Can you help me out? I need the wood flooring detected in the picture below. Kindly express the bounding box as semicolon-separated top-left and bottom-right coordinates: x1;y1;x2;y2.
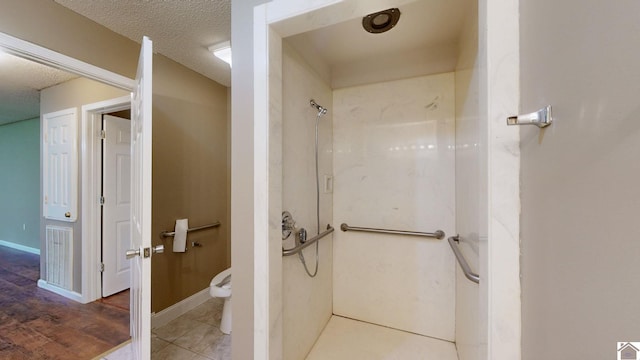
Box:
0;245;130;359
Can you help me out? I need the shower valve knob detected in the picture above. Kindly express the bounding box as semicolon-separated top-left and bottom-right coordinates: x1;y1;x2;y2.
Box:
297;228;308;244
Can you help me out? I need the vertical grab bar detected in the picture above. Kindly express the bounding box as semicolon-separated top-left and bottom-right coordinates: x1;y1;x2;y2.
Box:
448;235;479;284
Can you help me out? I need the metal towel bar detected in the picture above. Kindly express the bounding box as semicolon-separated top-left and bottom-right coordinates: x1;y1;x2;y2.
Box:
160;221;221;238
448;235;479;284
282;225;335;256
340;223;444;240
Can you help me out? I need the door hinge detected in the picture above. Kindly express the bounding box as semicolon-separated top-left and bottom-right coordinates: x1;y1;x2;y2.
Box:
100;263;104;272
99;196;105;206
100;130;106;139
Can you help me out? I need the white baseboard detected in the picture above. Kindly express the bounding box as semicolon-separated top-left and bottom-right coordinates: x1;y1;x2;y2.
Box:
37;279;84;303
0;240;40;255
151;287;211;329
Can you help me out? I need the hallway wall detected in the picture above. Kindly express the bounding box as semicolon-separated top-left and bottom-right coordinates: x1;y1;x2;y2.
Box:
0;118;40;251
41;77;128;293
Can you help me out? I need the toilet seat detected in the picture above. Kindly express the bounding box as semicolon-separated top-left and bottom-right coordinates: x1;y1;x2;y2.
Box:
210;267;232;298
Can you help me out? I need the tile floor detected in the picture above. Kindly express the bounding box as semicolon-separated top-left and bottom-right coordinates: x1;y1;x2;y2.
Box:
100;297;231;360
306;315;458;360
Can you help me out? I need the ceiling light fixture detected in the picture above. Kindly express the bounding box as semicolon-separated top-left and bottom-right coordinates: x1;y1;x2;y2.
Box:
208;41;232;67
362;8;401;34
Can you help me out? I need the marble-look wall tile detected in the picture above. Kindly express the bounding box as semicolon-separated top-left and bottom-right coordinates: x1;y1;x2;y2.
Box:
332;73;456;341
281;41;334;360
454;2;483;360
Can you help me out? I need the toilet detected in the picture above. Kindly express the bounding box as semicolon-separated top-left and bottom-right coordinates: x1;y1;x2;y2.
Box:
210;267;232;334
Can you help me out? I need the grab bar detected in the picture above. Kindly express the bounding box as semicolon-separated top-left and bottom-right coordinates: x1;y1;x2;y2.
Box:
282;225;334;256
340;223;444;239
160;221;221;238
448;235;479;284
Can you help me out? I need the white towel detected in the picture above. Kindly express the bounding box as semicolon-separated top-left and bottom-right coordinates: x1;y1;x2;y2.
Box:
172;218;189;252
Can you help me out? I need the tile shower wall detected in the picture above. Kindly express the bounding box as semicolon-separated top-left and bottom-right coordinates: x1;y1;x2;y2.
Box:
281;42;333;360
454;2;483;359
332;73;456;341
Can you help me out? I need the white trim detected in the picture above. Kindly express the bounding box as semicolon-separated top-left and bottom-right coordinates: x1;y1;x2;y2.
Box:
0;240;40;255
37;279;84;302
253;4;270;359
0;32;134;91
80;96;131;304
151;288;212;329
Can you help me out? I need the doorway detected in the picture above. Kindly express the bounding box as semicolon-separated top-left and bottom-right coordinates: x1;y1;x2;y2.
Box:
81;96;134;302
101;112;132;297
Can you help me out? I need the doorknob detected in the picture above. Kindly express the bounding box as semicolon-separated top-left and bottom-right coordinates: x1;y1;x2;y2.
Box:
126;248;140;259
126;245;164;259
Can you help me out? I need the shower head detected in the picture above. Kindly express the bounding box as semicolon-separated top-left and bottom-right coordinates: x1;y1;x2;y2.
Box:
310;99;328;115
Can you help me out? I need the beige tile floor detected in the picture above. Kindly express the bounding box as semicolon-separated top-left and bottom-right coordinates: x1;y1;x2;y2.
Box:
100;297;231;360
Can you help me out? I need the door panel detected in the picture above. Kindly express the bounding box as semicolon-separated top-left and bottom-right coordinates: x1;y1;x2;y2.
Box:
130;36;153;360
102;115;131;297
43;108;78;222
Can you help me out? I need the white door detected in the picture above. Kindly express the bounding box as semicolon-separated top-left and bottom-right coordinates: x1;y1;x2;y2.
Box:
129;36;153;360
43;108;78;222
102;115;131;297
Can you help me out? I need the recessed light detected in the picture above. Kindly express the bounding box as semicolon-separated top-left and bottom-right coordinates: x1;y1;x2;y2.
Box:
208;41;232;67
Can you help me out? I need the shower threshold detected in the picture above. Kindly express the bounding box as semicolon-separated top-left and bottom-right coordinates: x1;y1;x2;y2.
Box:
306;315;457;360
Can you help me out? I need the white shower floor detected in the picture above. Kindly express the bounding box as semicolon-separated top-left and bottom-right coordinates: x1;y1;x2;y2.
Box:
306;316;458;360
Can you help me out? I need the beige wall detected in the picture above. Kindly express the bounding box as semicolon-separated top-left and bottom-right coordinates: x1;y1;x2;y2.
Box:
40;77;129;293
2;0;229;311
151;54;229;312
520;0;640;358
0;0;138;79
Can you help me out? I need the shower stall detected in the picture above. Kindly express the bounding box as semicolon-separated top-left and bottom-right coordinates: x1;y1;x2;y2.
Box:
251;0;521;359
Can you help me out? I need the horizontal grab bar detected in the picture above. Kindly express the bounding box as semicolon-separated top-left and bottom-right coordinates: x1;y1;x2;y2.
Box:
448;235;479;284
340;223;444;239
282;225;335;257
160;221;221;238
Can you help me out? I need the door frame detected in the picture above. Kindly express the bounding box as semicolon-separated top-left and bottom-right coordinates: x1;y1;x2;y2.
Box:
0;31;135;304
81;96;131;303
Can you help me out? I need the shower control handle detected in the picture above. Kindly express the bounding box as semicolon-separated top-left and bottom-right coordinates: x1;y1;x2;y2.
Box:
297;228;308;244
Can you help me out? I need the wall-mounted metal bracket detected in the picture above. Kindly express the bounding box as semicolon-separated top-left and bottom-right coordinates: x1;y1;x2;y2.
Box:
282;211;296;240
507;105;552;128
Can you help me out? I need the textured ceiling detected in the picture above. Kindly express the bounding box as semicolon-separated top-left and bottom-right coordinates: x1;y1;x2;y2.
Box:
54;0;232;87
0;52;78;126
